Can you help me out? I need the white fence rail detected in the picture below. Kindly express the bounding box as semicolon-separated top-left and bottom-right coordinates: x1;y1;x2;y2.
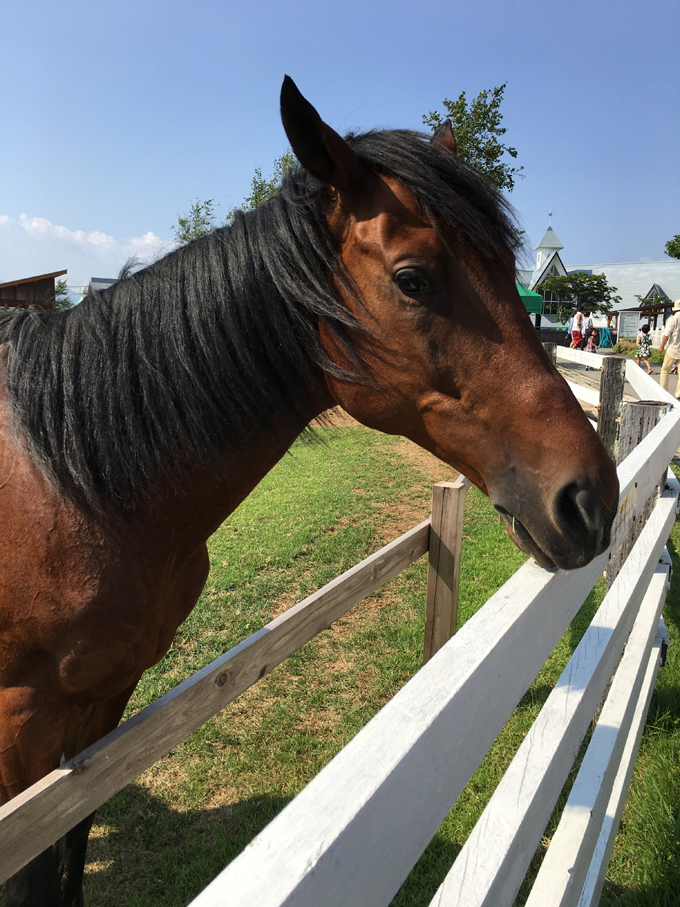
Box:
557;346;678;411
189;358;680;907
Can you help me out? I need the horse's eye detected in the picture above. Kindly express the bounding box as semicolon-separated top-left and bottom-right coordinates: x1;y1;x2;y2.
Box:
395;269;429;296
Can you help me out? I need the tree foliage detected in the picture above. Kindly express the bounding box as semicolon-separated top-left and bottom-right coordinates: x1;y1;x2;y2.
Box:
423;83;523;191
172;199;216;244
635;291;668;308
665;234;680;260
226;151;296;222
539;272;621;323
54;277;73;311
172;153;297;242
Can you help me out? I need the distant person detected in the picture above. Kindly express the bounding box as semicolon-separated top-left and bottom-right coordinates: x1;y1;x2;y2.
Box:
636;324;652;376
584;329;599;369
581;312;594;348
570;306;585;349
658;300;680;397
567;314;574;345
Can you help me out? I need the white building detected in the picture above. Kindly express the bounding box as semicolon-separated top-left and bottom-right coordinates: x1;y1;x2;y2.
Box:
517;227;568;294
518;226;680;313
564;261;680;311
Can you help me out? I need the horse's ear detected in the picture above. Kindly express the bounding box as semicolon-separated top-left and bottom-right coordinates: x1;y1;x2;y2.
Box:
280;76;365;191
431;119;458;155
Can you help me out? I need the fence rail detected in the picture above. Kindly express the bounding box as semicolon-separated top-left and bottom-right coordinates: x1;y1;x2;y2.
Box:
2;350;679;905
0;520;430;881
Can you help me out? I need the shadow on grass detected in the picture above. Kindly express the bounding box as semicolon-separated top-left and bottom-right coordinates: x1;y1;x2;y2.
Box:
601;879;680;907
84;785;293;907
389;832;461;906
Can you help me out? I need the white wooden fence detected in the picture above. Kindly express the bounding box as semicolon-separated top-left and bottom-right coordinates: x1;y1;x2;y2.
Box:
188;348;680;907
1;348;679;906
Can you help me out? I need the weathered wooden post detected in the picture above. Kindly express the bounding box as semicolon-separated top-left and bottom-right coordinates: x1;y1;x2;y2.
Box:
423;477;470;664
617;400;669;464
605;400;669;592
596;357;627;462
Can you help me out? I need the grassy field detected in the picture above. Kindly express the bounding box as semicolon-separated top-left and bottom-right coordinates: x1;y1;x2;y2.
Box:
74;424;680;906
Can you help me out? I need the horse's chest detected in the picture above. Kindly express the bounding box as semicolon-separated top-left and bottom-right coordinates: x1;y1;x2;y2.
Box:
53;541;210;699
0;497;209;700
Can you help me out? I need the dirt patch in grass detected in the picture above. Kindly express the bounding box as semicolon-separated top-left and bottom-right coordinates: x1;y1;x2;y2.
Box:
137;760;190;795
391;436;460;484
294;704;342;734
322;406;464;484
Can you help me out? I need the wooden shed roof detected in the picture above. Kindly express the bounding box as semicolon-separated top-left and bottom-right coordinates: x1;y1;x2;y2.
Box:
0;270;67;290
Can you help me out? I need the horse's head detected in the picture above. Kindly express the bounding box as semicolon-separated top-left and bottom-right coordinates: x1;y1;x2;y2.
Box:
280;77;618;571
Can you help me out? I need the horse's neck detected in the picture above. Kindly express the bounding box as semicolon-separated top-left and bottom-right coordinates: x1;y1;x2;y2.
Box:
149;398;334;550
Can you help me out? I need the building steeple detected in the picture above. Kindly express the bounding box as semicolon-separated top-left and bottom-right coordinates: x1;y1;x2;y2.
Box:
534;226;564;270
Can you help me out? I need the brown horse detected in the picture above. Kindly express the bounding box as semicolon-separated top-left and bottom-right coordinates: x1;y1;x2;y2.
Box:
0;77;618;906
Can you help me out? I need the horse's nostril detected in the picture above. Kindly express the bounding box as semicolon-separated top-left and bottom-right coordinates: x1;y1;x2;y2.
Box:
556;481;606;542
557;483;584;533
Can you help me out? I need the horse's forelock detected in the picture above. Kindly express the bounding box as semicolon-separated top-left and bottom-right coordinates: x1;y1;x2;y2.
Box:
338;129;520;261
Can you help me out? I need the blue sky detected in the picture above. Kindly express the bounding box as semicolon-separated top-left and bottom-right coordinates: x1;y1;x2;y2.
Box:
1;0;678;291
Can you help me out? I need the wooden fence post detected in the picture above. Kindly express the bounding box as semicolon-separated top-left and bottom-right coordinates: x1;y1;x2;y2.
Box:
617;400;669;464
605;400;670;592
597;357;627;462
423;478;470;664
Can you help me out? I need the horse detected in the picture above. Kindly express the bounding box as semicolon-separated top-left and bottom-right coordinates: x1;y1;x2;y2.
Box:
0;76;619;906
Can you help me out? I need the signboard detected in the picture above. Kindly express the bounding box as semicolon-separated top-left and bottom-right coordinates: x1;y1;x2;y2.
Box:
619;311;639;340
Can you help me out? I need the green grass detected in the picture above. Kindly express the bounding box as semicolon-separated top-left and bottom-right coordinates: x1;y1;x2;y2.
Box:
614;341;666;364
597;521;680;906
74;425;680;906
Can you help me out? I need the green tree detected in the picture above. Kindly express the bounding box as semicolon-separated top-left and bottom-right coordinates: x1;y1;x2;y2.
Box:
665;235;680;260
54;277;73;311
226;151;296;222
539;272;621;324
173;153;296;241
423;83;523;191
635;291;668;308
172;199;216;244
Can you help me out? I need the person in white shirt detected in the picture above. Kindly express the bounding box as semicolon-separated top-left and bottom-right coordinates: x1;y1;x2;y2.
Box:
658;300;680;396
570;307;585;349
582;312;594;338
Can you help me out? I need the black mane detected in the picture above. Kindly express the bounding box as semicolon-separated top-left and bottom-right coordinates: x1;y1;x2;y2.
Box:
0;129;517;511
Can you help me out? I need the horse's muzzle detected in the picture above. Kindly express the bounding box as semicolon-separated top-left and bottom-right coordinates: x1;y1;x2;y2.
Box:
494;475;618;571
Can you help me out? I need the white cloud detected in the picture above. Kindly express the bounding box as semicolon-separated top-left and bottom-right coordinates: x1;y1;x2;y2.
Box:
18;214;117;251
0;214;178;290
124;230;177;262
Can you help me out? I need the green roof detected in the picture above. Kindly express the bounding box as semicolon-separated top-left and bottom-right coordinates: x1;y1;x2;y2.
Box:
516;283;543;314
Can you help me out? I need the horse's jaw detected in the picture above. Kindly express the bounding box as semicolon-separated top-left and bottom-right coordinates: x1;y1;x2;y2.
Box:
495;508;561;569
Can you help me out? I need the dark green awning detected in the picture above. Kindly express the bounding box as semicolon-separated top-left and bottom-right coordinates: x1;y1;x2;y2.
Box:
516;283;543;314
